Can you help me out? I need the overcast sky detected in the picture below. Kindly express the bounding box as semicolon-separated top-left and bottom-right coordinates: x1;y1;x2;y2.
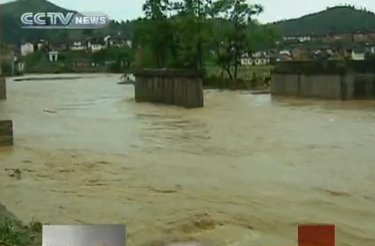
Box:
0;0;374;23
42;225;126;246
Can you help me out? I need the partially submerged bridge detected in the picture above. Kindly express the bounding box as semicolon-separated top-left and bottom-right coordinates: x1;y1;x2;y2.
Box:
271;60;375;100
133;69;204;108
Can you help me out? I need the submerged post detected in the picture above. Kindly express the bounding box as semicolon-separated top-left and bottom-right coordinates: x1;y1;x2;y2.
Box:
133;69;204;108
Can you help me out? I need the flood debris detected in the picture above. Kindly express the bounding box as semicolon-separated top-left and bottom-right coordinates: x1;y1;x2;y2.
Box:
5;168;22;180
43;109;58;114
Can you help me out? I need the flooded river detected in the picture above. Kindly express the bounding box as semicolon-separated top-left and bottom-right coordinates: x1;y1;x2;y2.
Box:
0;74;374;246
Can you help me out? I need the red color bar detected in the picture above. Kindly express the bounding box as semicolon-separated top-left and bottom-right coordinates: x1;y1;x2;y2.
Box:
298;224;335;246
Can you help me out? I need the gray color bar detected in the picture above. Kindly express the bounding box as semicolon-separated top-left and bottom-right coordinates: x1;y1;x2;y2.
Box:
42;224;126;246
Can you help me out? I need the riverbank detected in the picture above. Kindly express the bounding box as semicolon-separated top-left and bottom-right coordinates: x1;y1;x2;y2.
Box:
9;73;123;82
0;202;41;246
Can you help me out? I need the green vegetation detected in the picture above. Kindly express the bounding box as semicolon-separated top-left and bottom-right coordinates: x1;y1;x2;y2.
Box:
22;46;134;73
1;62;13;76
0;203;41;246
132;0;278;82
2;1;375;44
10;0;277;85
0;0;131;43
269;6;375;36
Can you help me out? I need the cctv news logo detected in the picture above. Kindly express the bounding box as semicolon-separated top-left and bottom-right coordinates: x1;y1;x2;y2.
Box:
20;12;110;29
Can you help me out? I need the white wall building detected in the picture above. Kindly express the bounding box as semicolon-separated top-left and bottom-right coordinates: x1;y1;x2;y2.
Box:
90;44;105;52
70;41;86;51
283;36;311;42
20;43;34;56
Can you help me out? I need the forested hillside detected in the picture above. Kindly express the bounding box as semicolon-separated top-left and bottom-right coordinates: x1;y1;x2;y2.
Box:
269;6;375;36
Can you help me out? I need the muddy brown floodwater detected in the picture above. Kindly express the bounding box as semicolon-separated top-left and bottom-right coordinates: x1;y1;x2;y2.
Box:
0;74;375;246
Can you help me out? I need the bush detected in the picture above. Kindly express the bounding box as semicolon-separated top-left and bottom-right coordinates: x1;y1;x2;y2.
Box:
107;62;122;73
1;62;13;76
203;75;230;89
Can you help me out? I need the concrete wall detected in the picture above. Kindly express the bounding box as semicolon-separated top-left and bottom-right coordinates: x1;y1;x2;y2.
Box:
134;69;204;108
271;73;356;99
270;60;375;100
0;77;5;100
271;72;375;100
353;74;375;99
0;120;13;146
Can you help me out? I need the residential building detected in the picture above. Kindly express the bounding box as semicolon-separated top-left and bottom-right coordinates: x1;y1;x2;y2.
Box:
90;44;105;52
351;47;366;60
70;41;86;51
20;42;34;56
240;52;270;66
311;30;375;43
37;40;48;51
87;37;106;52
106;32;130;48
283;36;311;42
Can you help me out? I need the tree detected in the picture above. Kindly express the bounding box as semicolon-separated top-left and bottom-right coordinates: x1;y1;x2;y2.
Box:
136;0;172;67
205;0;263;79
132;0;275;77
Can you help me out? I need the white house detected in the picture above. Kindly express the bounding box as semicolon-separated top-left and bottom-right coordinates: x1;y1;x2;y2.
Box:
351;48;365;60
241;52;270;66
37;40;47;50
241;57;270;66
20;43;34;56
283;36;311;42
70;41;86;51
106;33;131;48
87;37;106;52
90;44;105;52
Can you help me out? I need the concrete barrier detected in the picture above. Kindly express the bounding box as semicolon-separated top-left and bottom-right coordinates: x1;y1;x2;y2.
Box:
0;76;6;100
0;120;13;146
271;61;375;100
134;69;204;108
353;74;375;99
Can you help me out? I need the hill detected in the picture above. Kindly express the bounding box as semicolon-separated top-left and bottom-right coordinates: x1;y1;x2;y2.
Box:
269;6;375;36
1;0;73;16
0;0;136;45
2;2;375;45
0;0;84;44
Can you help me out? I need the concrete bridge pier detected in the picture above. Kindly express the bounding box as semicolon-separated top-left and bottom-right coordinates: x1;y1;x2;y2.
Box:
134;69;204;108
0;120;13;146
0;76;6;100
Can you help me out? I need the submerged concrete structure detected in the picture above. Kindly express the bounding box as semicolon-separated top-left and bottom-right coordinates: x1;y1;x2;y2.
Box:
0;27;13;146
134;69;204;108
0;120;13;146
0;77;5;100
271;60;375;100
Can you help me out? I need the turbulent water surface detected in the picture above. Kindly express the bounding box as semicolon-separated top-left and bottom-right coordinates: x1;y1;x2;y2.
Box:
0;74;374;246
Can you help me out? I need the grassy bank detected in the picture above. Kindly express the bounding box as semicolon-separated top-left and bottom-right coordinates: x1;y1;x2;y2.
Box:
206;65;274;80
0;203;41;246
204;65;273;90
